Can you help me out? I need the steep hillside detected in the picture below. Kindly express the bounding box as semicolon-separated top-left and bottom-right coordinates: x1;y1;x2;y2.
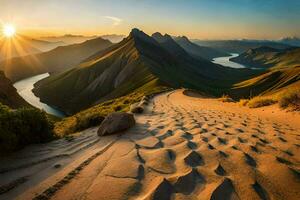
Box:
230;47;300;97
33;29;257;114
0;71;29;108
193;39;291;53
174;36;229;60
0;37;113;82
231;47;300;69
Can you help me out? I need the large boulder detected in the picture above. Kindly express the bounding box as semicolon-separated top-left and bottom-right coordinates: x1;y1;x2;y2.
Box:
97;112;135;136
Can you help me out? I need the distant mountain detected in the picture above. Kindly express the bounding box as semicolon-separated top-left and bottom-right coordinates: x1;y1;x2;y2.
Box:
0;71;29;108
173;36;229;60
33;29;256;114
278;37;300;47
230;47;300;97
192;39;292;53
231;46;300;69
21;36;66;51
100;34;126;43
0;35;67;62
0;36;41;61
0;37;113;82
41;34;98;45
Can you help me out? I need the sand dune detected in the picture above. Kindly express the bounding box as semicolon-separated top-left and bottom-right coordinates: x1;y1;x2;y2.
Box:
1;89;300;200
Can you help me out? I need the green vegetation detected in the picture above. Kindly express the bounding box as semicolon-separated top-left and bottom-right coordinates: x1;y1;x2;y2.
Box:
54;80;169;136
33;29;258;115
0;103;54;153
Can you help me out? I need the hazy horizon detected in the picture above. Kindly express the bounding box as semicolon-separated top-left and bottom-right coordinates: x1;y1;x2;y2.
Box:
0;0;299;40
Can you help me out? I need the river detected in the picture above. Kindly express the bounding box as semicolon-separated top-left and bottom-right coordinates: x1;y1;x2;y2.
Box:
13;73;65;118
12;54;245;118
212;53;247;68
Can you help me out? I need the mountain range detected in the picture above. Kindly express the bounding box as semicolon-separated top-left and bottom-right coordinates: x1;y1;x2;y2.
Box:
0;35;67;61
192;39;292;53
173;36;229;60
230;46;300;97
33;29;257;114
0;37;113;82
41;34;125;44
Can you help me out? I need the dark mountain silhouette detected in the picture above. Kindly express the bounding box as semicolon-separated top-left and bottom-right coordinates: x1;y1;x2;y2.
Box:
0;71;29;108
173;36;229;60
33;29;257;114
0;37;113;82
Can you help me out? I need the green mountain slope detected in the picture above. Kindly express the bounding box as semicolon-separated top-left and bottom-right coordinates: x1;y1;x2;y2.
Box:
230;47;300;97
231;47;300;69
0;37;113;82
173;36;229;60
33;29;257;114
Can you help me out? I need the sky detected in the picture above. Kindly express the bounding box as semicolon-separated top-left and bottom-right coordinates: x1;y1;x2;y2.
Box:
0;0;299;40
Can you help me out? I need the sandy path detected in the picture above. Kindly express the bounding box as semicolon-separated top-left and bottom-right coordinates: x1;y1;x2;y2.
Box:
1;89;299;200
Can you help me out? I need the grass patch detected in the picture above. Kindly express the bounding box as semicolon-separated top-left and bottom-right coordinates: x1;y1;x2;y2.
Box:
278;88;300;110
247;96;277;108
54;82;170;137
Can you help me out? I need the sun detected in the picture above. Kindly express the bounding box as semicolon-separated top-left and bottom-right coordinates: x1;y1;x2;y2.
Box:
3;24;16;38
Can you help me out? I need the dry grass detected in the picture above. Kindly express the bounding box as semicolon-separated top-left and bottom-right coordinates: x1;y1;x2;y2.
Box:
219;94;235;103
239;99;249;106
278;88;300;110
247;96;277;108
53;85;170;137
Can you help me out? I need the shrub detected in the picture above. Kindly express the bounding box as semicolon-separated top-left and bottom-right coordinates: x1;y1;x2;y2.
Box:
0;103;54;153
278;89;300;110
247;97;277;108
219;94;234;102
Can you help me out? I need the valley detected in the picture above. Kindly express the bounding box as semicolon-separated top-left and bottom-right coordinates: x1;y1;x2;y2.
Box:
0;1;299;199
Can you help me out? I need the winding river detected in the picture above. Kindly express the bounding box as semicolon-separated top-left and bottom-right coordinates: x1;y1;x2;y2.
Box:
13;73;65;118
212;53;247;68
12;54;245;118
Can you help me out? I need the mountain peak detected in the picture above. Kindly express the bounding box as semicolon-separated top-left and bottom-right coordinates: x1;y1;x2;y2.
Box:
152;32;173;43
175;36;190;43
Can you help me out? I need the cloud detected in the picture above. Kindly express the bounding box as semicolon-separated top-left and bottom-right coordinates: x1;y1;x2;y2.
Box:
104;16;123;26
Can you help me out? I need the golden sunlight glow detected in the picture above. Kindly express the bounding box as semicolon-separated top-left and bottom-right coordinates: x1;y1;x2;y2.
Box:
3;24;16;38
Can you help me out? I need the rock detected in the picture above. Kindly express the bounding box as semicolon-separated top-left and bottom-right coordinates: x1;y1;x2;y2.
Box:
130;103;144;114
97;112;135;136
